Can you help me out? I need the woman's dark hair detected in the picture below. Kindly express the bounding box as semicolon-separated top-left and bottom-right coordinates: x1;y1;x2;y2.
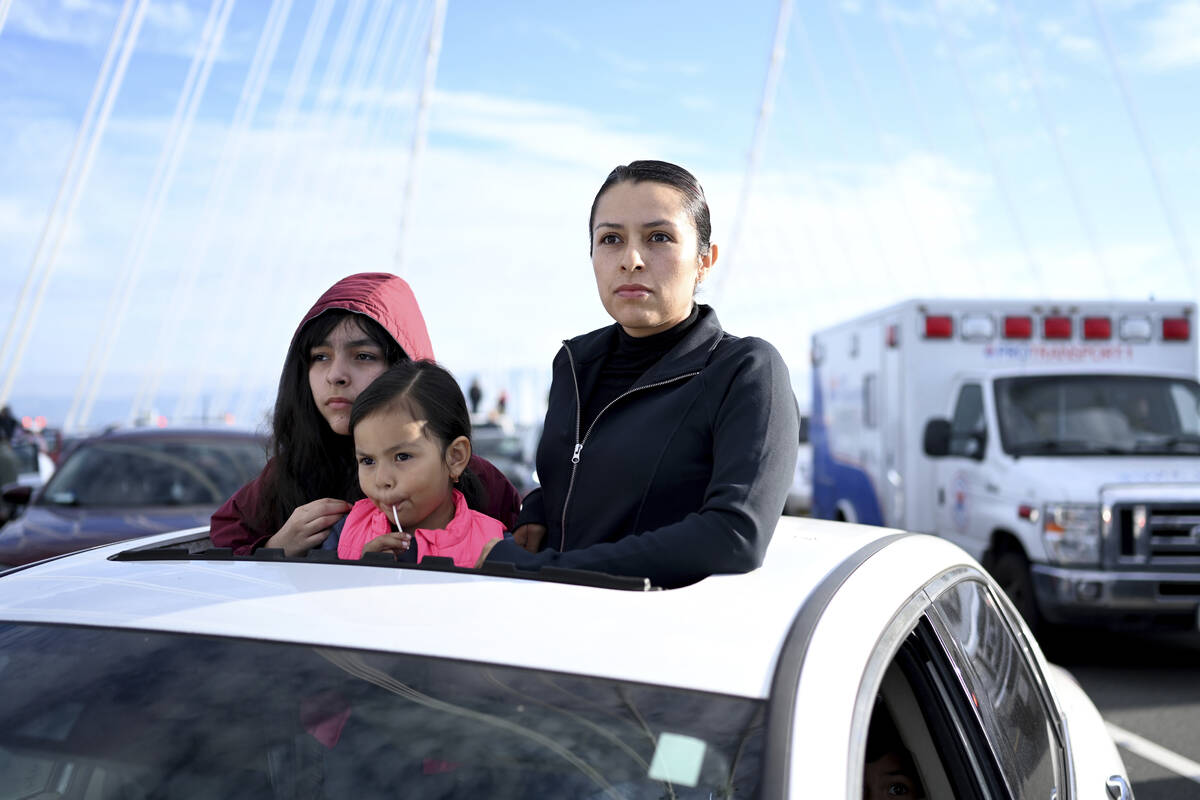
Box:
254;310;407;534
588;160;712;257
347;360;486;511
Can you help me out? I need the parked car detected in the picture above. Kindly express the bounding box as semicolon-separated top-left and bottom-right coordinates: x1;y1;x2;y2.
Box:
471;420;539;497
0;427;265;567
0;515;1129;797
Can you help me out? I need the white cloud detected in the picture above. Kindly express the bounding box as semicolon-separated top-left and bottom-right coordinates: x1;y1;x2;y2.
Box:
1039;20;1099;61
429;90;697;169
7;0;231;59
1141;0;1200;70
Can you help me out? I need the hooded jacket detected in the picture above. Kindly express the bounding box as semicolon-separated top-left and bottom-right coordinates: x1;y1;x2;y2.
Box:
487;305;798;588
210;273;520;554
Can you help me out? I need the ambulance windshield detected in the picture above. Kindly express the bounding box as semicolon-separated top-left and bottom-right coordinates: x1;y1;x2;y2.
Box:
995;375;1200;456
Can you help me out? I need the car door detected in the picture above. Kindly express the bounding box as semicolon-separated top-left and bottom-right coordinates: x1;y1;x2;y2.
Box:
851;570;1072;799
934;382;992;560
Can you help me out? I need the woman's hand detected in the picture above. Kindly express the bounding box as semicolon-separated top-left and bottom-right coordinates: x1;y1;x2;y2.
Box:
362;532;412;557
265;498;351;556
475;538;501;568
511;523;546;554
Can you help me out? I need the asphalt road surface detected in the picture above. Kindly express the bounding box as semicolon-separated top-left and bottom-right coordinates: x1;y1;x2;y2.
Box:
1041;626;1200;800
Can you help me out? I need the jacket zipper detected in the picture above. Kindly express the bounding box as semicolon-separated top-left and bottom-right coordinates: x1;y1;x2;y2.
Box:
558;342;700;551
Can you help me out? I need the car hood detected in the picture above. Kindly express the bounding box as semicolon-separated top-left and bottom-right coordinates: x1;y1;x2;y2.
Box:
1005;455;1200;502
0;505;214;567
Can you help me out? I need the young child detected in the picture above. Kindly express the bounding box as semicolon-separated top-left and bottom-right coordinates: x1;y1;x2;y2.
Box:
337;361;505;566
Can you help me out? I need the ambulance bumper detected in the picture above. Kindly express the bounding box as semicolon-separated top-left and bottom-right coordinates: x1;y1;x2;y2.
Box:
1031;564;1200;629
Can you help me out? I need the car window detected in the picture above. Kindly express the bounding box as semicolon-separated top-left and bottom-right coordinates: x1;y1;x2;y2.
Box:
40;438;265;507
930;580;1064;799
0;622;765;799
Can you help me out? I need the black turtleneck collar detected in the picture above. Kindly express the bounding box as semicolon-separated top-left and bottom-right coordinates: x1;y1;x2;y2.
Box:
580;304;701;430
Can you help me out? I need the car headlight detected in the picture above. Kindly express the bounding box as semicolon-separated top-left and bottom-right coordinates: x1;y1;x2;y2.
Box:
1042;503;1101;566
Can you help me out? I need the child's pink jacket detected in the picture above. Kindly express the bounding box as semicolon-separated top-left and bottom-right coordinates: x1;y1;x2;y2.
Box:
337;490;504;567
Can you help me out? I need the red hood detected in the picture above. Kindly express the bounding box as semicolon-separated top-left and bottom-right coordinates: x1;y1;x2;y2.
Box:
295;272;435;361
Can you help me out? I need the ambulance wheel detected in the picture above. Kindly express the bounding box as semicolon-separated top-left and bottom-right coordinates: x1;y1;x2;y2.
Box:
992;550;1042;633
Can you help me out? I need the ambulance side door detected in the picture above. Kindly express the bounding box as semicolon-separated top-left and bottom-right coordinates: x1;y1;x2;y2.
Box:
933;382;991;560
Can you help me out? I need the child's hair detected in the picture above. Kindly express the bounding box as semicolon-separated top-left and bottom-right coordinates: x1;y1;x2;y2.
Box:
255;310;408;534
348;360;487;511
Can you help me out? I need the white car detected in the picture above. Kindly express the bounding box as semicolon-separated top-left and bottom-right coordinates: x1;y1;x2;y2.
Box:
0;517;1130;798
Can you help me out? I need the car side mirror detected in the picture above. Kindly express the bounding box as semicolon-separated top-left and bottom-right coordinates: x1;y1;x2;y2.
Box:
923;419;951;457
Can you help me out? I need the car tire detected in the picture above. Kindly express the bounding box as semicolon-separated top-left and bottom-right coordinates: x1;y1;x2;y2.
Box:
992;550;1042;634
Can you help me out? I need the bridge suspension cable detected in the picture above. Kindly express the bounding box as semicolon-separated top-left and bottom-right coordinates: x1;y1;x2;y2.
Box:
929;0;1046;294
998;0;1114;296
710;0;791;305
393;0;447;275
67;0;236;432
228;0;418;425
182;0;369;423
1086;0;1197;295
0;0;149;409
130;0;299;424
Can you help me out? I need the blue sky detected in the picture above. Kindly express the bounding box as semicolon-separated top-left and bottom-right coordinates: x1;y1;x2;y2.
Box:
1;0;1198;429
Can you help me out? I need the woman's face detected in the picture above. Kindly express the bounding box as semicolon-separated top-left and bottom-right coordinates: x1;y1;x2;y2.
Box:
591;180;717;337
307;317;389;435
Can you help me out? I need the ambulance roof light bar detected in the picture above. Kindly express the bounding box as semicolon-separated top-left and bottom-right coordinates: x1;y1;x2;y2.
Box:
1003;315;1032;340
924;315;953;339
1043;316;1072;340
1119;316;1153;343
960;314;995;341
1083;317;1112;340
1163;317;1190;341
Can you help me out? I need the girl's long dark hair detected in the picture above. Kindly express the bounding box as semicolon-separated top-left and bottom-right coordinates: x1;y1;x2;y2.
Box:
348;360;486;511
254;310;407;535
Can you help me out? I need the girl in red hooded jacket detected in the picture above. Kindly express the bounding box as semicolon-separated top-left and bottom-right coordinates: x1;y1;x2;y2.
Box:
338;360;504;565
209;273;520;556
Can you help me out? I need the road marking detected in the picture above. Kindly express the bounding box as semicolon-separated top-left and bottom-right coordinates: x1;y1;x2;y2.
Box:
1106;721;1200;785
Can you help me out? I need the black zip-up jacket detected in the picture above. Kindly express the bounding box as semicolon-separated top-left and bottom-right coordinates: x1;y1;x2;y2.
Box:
487;305;799;588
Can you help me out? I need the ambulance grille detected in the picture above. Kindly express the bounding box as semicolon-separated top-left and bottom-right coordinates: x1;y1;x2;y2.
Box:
1113;503;1200;565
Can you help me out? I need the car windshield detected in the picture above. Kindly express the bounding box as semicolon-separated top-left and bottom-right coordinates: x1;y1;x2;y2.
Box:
995;375;1200;456
471;427;526;461
38;437;265;507
0;623;764;799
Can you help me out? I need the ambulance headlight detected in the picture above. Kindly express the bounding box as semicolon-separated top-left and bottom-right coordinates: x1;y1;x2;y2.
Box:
1042;503;1101;566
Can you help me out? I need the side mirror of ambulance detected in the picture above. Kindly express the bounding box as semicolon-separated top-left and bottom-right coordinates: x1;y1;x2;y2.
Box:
923;419;951;457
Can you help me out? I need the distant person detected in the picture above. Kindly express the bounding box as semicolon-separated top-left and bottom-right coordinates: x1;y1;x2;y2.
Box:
478;160;799;587
0;406;16;442
0;430;17;490
209;273;520;556
496;389;508;416
468;377;483;414
335;361;505;566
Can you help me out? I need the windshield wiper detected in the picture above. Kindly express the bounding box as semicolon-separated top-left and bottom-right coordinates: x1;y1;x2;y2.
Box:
1009;439;1129;456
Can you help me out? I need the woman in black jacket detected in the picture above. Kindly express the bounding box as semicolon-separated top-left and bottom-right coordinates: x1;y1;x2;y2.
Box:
480;160;799;588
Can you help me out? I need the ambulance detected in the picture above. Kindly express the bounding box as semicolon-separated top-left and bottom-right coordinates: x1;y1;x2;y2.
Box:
811;299;1200;630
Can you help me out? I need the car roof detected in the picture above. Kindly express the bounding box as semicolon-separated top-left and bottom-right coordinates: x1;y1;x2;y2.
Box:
72;427;265;443
0;518;947;699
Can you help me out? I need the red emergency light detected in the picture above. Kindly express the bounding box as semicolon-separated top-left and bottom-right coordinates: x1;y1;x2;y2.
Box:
1162;317;1190;341
1083;317;1112;340
1043;316;1072;340
1003;316;1032;339
924;315;953;339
